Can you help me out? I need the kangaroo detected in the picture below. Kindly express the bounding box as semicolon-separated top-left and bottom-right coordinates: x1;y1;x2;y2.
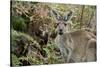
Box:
52;10;96;63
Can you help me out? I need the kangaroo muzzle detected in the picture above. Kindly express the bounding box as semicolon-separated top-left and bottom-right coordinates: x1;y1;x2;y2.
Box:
59;29;63;35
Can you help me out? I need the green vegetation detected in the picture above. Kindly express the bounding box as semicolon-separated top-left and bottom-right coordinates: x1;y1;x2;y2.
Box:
11;30;62;66
12;16;27;32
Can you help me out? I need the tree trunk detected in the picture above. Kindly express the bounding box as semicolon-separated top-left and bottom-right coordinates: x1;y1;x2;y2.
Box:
80;5;85;29
87;10;94;28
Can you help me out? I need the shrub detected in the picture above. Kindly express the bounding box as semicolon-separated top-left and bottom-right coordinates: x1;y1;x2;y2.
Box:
12;16;27;32
11;54;21;66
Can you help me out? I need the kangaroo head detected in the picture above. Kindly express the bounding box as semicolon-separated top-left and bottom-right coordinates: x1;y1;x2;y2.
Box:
52;10;73;35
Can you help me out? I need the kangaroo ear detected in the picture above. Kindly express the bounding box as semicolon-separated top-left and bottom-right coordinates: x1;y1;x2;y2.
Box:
63;11;73;21
52;10;61;20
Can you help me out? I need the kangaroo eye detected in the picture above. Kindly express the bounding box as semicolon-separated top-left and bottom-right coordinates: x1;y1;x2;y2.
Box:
55;23;59;26
54;23;59;28
64;23;67;26
56;23;59;25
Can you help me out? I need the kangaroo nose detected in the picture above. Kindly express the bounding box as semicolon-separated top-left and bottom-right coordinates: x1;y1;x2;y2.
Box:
59;29;62;32
59;29;63;35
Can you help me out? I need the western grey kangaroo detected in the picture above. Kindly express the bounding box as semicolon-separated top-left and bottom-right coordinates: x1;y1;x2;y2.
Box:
52;10;96;63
